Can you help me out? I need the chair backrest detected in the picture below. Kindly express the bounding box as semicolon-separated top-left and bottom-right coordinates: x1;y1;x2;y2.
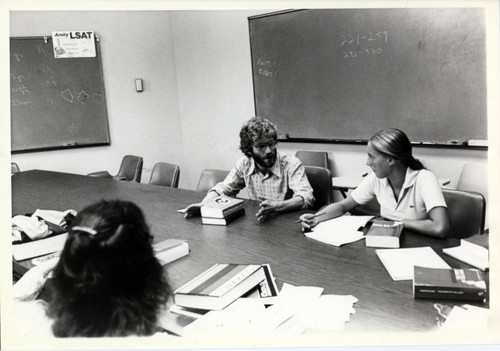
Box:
149;162;180;188
197;169;230;192
456;162;488;228
116;155;143;182
442;188;485;238
295;150;329;168
304;166;333;211
11;162;20;175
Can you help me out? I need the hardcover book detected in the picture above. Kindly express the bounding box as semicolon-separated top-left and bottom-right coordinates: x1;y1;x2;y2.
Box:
365;219;404;248
200;195;244;219
201;208;245;226
12;233;68;261
173;263;266;310
153;239;189;265
413;266;487;302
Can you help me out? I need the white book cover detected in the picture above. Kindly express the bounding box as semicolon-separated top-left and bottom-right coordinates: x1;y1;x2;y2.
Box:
442;239;489;271
12;233;68;261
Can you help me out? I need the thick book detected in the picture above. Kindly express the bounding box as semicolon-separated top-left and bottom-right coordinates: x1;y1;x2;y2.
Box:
201;208;245;226
376;246;450;281
365;219;404;248
173;263;266;310
442;237;489;271
413;266;487;302
153;239;189;265
12;232;68;261
200;195;244;219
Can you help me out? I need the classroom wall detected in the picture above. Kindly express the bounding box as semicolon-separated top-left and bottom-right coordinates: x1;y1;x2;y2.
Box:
10;10;488;194
10;11;184;183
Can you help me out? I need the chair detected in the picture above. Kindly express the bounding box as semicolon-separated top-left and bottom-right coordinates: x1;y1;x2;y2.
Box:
456;163;488;226
442;188;486;238
11;162;20;175
88;155;143;182
304;166;333;211
295;150;329;168
149;162;180;188
197;169;230;192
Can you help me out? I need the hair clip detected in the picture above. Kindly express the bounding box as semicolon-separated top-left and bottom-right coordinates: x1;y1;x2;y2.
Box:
72;226;98;235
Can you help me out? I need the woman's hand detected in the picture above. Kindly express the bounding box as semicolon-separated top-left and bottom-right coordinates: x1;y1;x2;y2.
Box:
298;213;320;230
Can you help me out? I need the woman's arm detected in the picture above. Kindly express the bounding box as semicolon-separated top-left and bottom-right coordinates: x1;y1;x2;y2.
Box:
402;206;450;238
298;194;360;230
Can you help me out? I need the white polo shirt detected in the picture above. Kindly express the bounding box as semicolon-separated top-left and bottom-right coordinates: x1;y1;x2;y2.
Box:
351;168;447;221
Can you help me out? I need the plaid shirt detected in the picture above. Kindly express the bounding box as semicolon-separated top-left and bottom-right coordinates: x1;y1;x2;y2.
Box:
211;152;315;209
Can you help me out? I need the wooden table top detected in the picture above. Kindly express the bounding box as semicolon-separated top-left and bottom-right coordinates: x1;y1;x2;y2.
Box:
11;170;487;333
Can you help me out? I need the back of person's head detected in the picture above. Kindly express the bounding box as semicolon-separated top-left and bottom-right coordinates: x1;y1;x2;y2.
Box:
239;116;278;157
369;128;425;170
47;199;171;337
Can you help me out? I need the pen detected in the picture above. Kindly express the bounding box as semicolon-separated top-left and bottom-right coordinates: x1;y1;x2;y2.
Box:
295;211;326;223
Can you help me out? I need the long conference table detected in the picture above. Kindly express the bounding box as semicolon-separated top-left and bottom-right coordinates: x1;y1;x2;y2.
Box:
11;170;489;334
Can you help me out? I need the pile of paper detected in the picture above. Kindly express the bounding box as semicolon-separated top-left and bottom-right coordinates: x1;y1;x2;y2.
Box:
304;215;373;247
179;283;358;336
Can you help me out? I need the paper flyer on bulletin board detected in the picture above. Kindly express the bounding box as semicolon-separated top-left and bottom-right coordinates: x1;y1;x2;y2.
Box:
51;31;96;58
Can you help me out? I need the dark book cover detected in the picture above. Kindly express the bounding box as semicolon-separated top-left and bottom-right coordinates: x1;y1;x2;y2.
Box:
413;265;487;302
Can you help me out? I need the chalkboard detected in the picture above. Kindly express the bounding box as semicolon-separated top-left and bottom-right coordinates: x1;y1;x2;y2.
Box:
10;36;110;152
249;9;487;146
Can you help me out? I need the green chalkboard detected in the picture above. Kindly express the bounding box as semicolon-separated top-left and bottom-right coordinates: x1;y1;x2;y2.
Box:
249;9;487;146
10;36;110;152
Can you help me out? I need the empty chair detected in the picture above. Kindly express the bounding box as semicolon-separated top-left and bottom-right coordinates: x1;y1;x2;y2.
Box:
11;162;20;175
149;162;180;188
88;155;143;182
442;188;486;238
304;166;333;211
295;150;329;168
196;168;230;192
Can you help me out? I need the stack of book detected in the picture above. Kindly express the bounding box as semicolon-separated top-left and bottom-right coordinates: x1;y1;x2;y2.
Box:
153;239;189;265
365;219;404;248
201;195;245;225
173;263;278;311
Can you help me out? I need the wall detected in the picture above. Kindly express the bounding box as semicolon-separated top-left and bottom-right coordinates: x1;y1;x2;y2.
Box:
9;10;488;194
10;11;184;184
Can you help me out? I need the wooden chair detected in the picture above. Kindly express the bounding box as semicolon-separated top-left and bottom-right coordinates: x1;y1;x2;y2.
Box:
304;166;333;211
11;162;20;175
149;162;180;188
295;150;329;168
88;155;143;182
442;188;486;238
197;169;230;192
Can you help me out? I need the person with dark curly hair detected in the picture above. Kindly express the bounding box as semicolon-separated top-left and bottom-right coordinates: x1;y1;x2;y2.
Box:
185;116;314;222
299;129;449;238
13;199;173;338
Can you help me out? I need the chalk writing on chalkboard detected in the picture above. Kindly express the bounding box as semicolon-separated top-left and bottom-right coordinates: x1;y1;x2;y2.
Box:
341;31;388;61
256;58;277;78
10;36;110;152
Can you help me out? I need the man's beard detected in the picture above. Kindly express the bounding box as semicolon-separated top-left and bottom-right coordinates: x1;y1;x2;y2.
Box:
253;149;277;169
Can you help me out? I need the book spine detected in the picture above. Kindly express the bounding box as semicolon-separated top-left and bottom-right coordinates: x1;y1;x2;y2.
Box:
414;285;486;302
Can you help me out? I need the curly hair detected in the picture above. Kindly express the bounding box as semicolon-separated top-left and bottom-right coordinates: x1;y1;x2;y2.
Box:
46;200;171;337
239;116;278;157
370;128;425;170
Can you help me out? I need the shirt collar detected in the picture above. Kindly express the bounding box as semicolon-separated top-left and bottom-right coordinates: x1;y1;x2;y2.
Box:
380;167;419;189
248;151;283;178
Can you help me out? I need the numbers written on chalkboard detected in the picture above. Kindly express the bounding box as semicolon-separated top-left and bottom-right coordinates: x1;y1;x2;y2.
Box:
340;31;388;62
256;58;277;78
341;31;388;46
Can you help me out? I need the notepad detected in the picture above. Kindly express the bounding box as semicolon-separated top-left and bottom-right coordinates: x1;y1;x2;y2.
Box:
304;215;373;247
442;239;489;271
376;247;451;281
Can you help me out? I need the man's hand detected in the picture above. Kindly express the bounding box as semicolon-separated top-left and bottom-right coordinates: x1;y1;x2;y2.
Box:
256;200;279;222
181;203;202;218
